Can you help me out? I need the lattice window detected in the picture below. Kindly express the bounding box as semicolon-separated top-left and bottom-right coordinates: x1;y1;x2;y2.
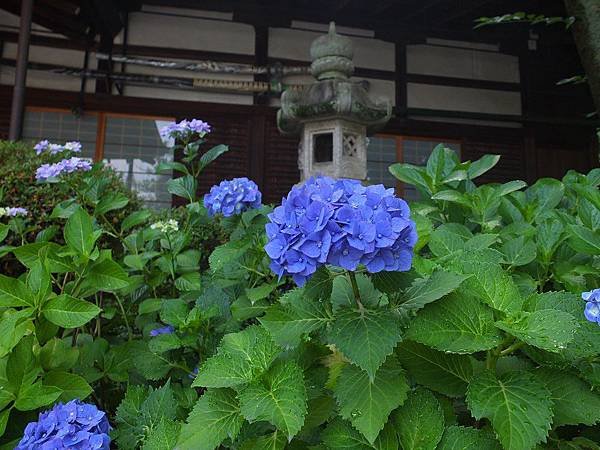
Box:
342;133;359;157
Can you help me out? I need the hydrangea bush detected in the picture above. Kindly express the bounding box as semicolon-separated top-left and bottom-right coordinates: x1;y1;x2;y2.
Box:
1;130;599;450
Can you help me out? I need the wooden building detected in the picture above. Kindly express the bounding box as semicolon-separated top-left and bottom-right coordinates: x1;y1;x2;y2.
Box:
0;0;597;208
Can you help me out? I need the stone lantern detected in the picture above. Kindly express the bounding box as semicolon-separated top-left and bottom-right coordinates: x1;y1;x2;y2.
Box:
277;22;392;181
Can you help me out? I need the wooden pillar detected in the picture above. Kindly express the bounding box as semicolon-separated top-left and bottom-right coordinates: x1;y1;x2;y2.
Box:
253;25;269;106
8;0;33;140
95;33;114;94
394;41;407;117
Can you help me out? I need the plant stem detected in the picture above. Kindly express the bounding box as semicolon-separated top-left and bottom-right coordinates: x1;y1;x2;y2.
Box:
500;341;525;356
347;271;365;313
114;295;132;341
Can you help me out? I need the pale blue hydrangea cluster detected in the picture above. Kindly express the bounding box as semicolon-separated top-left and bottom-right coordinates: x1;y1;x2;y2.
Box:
583;289;600;325
149;325;175;337
265;176;417;286
34;140;82;155
159;119;211;141
204;177;262;217
36;157;92;182
16;400;110;450
0;206;28;217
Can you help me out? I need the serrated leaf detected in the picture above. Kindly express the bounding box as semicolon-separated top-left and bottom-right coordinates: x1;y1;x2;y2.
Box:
322;419;398;450
44;371;92;402
239;431;287;450
428;224;471;257
466;371;553;450
500;236;536;267
177;388;244;450
143;418;181;450
394;387;444;450
326;307;402;380
331;274;381;311
239;360;307;439
167;175;197;202
15;381;62;411
260;295;332;348
143;381;178;426
396;341;472;397
87;258;129;292
534;368;600;426
246;283;276;302
149;333;182;353
64;207;97;256
114;385;147;449
495;309;578;353
122;209;152;232
406;292;502;354
567;224;600;254
437;426;501;450
0;274;35;308
452;260;523;313
194;325;280;388
396;269;470;316
42;295;101;328
333;357;409;443
528;291;600;360
304;266;334;301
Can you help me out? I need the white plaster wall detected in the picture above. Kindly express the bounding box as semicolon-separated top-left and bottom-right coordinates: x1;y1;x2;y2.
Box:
408;83;522;115
127;11;254;54
268;27;395;71
0;9;55;35
407;44;519;83
0;42;95;92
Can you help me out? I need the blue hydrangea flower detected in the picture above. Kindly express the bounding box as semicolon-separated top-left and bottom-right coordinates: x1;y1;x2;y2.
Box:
34;139;50;154
265;176;417;286
160;119;211;141
34;140;82;155
583;288;600;325
16;400;110;450
0;207;28;217
36;157;92;182
149;325;175;337
204;177;262;217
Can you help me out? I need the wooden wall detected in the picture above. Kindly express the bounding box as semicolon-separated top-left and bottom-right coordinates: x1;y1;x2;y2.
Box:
0;85;596;205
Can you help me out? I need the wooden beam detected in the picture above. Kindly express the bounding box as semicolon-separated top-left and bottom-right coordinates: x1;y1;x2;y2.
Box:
395;41;407;115
406;73;521;92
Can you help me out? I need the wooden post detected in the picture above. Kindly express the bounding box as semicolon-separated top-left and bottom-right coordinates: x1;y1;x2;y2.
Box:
8;0;33;140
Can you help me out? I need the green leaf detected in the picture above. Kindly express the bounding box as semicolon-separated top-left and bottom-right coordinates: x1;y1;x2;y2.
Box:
260;295;332;348
143;419;181;450
39;338;79;371
0;274;35;308
121;210;152;232
239;360;307;439
393;387;444;450
0;224;8;243
177;388;244;450
64;207;96;256
466;371;553;450
326;307;402;380
500;236;536;266
396;341;472;397
142;381;178;427
321;419;398;450
156;160;190;175
246;283;276;303
239;431;287;450
15;381;62;411
406;292;502;354
193;325;280;388
304;266;334;301
451;260;522;313
0;409;10;438
396;269;470;316
160;299;188;326
44;371;92;401
42;294;101;328
199;144;229;172
231;296;269;322
534;368;600;426
95;192;129;215
389;163;433;194
529;291;600;360
426;144;457;186
331;274;381;311
567;224;600;255
0;309;33;358
428;223;472;257
114;385;147;449
467;154;500;179
437;426;501;450
149;333;182;353
497;180;527;196
431;190;471;208
333;356;409;443
167;175;197;202
496;309;578;353
87;258;129;291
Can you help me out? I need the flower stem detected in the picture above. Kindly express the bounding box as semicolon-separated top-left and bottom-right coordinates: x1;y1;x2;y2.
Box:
114;295;132;341
347;271;365;313
500;341;525;356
